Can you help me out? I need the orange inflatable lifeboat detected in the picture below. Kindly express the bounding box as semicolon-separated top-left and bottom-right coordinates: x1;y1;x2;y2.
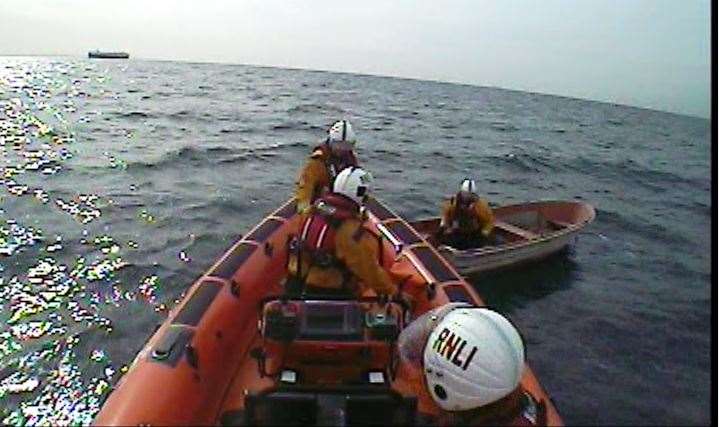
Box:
94;197;563;426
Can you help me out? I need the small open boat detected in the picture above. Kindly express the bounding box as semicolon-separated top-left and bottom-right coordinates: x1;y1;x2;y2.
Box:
410;201;595;275
93;197;562;426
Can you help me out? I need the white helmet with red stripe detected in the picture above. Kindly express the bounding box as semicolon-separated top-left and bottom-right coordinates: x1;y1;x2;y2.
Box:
333;166;372;205
328;120;357;145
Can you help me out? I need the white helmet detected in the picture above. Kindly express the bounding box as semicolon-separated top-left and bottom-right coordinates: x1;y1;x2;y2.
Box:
333;167;372;205
328;120;357;145
400;305;525;411
459;178;476;194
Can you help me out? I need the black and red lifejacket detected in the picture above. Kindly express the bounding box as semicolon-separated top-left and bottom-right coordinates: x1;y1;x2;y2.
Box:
298;193;359;260
291;193;382;287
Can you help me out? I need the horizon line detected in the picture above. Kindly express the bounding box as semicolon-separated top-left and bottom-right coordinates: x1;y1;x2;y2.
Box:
0;52;710;121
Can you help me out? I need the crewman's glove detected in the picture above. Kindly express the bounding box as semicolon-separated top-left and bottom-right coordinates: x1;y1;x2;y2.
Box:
296;201;310;215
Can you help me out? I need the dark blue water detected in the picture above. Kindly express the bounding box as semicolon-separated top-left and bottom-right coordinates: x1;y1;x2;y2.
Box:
0;57;711;425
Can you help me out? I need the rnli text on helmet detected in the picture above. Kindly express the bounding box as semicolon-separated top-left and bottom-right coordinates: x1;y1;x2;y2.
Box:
431;327;478;371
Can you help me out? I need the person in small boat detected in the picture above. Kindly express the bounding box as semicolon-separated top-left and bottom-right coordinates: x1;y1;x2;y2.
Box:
438;178;495;249
287;166;402;299
295;119;359;214
397;303;546;426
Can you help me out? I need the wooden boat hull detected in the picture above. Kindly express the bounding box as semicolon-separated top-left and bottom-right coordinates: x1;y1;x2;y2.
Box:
410;201;595;275
93;197;563;426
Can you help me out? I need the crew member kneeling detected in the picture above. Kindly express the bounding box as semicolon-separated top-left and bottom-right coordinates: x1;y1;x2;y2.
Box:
288;166;397;298
438;178;495;249
397;304;546;426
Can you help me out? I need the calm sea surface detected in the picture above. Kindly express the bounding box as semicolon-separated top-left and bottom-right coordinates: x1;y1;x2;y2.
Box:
0;57;711;425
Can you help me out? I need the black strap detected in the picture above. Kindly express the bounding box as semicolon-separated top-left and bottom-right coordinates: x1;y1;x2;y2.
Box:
375;230;384;266
288;235;311;288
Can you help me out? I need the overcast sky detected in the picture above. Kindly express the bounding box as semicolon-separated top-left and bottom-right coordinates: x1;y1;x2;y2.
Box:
0;0;711;118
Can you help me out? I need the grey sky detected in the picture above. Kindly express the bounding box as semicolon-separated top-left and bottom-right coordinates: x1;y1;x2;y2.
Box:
0;0;711;118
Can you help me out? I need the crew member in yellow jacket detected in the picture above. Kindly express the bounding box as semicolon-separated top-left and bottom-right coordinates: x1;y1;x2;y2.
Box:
288;167;398;298
438;178;495;249
295;120;359;214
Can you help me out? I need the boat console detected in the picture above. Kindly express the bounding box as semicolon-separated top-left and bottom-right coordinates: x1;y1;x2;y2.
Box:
244;296;415;425
261;297;404;343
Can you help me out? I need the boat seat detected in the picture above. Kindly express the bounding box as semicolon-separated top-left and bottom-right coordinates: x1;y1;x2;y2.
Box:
245;390;416;426
494;220;539;240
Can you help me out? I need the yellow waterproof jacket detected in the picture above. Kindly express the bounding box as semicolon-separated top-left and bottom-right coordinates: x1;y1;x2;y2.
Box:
295;144;358;214
440;195;495;237
287;216;397;297
295;151;331;214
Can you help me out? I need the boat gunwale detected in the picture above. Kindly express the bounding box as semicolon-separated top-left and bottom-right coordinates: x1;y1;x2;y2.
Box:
204;199;296;279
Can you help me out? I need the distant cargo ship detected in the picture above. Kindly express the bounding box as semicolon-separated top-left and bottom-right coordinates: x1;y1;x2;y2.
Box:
88;50;129;59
